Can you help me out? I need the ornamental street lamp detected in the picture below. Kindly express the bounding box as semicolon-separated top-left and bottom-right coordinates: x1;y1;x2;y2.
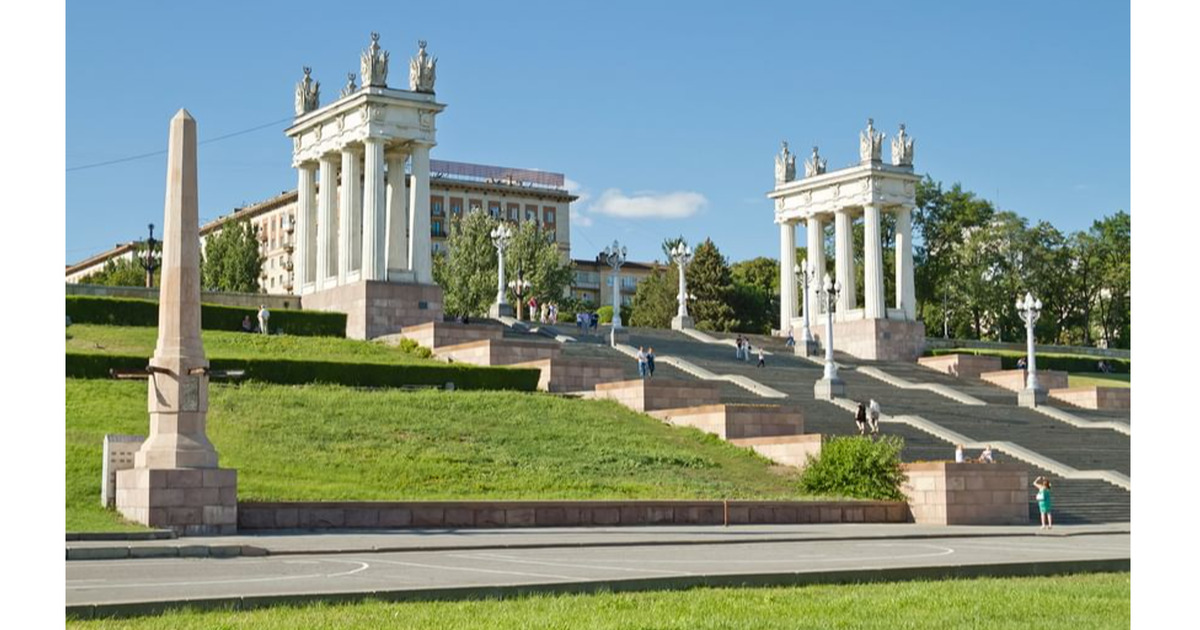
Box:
488;223;514;318
814;273;846;399
1016;291;1046;406
795;260;815;351
139;223;162;288
601;240;627;328
508;270;532;321
670;242;694;330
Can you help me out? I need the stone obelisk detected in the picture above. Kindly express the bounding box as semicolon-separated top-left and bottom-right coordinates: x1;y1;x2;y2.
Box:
116;110;238;535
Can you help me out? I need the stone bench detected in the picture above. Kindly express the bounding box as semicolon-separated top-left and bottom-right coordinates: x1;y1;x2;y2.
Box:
980;369;1069;392
918;353;1003;379
900;462;1029;525
592;378;721;412
434;338;562;366
514;357;626;393
649;404;804;439
729;434;822;468
1049;386;1130;411
396;320;505;350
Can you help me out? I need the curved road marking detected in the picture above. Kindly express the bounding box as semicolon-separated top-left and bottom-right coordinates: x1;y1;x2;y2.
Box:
453;552;693;576
67;558;369;591
367;557;576;581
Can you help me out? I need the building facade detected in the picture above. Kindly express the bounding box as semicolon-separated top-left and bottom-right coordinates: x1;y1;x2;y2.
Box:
569;258;662;308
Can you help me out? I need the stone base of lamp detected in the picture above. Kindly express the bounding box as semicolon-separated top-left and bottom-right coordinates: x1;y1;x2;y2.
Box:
301;280;444;340
1018;387;1048;408
489;302;515;319
795;339;820;357
810;317;925;362
609;327;630;347
814;377;846;400
671;315;694;330
116;467;238;535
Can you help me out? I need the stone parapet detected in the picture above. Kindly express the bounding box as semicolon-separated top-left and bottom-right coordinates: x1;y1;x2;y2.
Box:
435;338;562;366
811;318;925;362
900;462;1029;526
650;404;804;439
237;498;909;530
514;357;626;393
1049;386;1130;411
116;467;239;535
66;283;303;310
592;378;721;412
980;369;1069;392
397;320;505;350
729;434;823;468
302;280;443;340
918;353;1003;379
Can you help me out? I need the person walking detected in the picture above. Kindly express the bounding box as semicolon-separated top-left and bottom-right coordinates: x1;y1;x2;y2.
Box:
744;339;752;362
646;347;656;378
734;336;743;361
855;403;868;436
257;305;270;335
1034;477;1054;529
756;347;765;368
785;327;795;348
955;444;966;463
868;399;881;435
636;346;648;379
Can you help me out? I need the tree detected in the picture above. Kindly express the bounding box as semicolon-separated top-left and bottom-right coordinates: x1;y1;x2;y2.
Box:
687;238;739;332
661;235;688;262
1090;211;1131;348
629;267;677;328
201;219;262;293
913;177;996;332
504;220;574;311
730;257;778;333
432;209;499;317
79;254;159;288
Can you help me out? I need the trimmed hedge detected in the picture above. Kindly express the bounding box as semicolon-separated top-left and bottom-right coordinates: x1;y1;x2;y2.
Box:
66;296;346;337
66;352;540;391
927;348;1130;374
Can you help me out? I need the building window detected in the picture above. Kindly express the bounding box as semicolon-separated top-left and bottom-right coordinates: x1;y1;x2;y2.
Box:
432;219;444;237
544;209;556;223
450;197;463;216
488;201;501;218
471;199;483;213
507;203;520;222
431;196;444;216
622;276;638;290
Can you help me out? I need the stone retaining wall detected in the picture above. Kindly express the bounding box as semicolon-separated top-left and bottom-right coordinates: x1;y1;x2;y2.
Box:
925;336;1130;359
918;353;1003;379
399;321;505;350
237;499;909;529
811;318;926;362
1049;386;1130;411
301;280;443;340
435;338;562;366
67;283;302;310
592;378;721;412
514;357;626;393
650;404;804;439
729;434;823;468
900;462;1029;525
980;369;1069;392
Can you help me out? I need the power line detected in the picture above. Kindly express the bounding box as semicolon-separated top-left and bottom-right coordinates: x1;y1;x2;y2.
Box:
66;115;294;173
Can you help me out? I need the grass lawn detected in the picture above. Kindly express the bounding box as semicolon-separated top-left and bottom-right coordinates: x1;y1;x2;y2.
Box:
65;324;434;365
1068;372;1131;389
66;572;1130;629
67;379;806;532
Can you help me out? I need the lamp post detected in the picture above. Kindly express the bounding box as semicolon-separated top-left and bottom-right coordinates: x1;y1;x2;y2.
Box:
488;223;514;318
814;273;846;399
1016;291;1046;406
600;240;627;346
795;260;815;353
139;223;162;288
670;242;693;330
508;270;532;321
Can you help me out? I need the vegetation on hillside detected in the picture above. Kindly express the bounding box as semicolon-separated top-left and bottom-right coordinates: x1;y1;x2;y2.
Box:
201;218;263;293
799;435;907;501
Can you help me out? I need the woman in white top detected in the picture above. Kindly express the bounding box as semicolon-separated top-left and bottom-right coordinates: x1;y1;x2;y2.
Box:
955;444;965;463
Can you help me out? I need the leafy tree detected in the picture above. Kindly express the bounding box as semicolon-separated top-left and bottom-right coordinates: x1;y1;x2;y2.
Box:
913;177;996;332
201;219;262;293
661;236;688;262
629;267;677;329
1089;211;1131;348
79;252;160;288
432;209;499;317
504;220;575;312
687;238;739;332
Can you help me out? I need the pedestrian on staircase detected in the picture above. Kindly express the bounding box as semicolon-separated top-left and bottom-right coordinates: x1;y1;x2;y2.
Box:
756;347;765;368
868;399;881;435
1034;477;1054;529
735;336;744;360
636;346;648;379
646;347;656;378
855;403;868;436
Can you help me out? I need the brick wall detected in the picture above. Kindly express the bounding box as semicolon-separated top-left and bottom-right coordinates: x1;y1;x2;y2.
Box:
1049;386;1130;411
900;462;1029;525
651;404;804;439
918;353;1003;379
729;434;823;468
980;369;1069;392
435;339;562;366
400;321;504;350
514;357;626;393
593;378;721;412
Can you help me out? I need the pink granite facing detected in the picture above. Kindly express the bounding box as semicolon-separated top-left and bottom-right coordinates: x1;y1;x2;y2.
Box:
1048;386;1130;410
302;280;444;340
513;357;626;392
116;467;238;535
592;378;722;412
980;369;1069;392
918;354;1003;379
900;462;1029;525
729;434;823;468
810;318;926;362
650;404;805;439
400;321;505;350
434;338;562;366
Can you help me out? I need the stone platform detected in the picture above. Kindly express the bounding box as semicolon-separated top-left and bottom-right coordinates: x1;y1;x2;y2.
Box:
514;357;626;393
729;434;823;468
301;280;443;340
900;462;1029;526
650;404;804;439
397;320;504;350
116;468;238;535
980;369;1069;392
918;353;1003;379
592;378;721;413
1049;386;1130;411
435;338;561;366
811;318;925;362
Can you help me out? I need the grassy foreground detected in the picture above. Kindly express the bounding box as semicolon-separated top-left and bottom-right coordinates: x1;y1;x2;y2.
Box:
67;379;804;531
67;573;1130;629
65;324;434;365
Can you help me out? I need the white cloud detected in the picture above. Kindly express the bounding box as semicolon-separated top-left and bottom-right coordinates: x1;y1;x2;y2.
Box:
565;178;594;227
589;189;707;220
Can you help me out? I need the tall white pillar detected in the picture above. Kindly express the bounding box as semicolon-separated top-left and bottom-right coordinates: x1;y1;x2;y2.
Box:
779;220;796;332
834;208;857;315
295;163;317;292
361;138;386;281
863;204;884;319
806;215;825;319
338;147;362;282
316;154;339;286
895;205;916;320
385;153;409;275
408;142;433;284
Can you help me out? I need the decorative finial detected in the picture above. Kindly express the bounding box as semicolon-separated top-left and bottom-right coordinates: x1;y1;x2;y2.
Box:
409;39;437;93
774;140;796;185
804;146;827;177
360;32;389;88
294;66;320;115
340;72;358;98
891;123;914;166
859;117;885;163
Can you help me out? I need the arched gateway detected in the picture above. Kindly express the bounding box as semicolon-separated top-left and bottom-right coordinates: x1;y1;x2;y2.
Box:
768;119;925;361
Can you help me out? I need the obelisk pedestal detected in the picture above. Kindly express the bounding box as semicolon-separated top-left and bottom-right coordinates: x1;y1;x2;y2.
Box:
115;110;238;535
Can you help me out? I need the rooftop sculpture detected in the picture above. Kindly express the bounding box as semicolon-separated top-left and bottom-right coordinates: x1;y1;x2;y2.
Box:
891;123;915;167
804;146;827;177
859;118;884;163
774;141;796;184
294;67;320;115
410;40;437;93
361;32;390;88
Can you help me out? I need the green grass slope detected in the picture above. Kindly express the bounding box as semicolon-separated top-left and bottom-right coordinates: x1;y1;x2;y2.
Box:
68;379;804;532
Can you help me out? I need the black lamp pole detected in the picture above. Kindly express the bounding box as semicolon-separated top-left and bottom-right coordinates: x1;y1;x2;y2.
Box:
139;223;161;288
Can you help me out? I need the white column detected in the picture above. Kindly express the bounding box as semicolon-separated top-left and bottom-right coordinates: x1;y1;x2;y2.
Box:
779;220;795;332
863;203;884;319
385;152;409;275
338;146;362;282
295;163;317;292
408;142;433;284
316;154;339;286
834;208;857;315
806;215;825;319
895;205;916;320
361;138;386;281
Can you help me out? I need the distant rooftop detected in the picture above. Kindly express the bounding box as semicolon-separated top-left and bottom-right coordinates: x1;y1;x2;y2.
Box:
430;159;565;190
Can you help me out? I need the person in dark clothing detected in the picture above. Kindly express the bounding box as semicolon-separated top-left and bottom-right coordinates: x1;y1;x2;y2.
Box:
855;403;868;436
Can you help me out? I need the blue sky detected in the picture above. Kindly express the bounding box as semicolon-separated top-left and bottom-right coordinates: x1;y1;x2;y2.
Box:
65;0;1129;266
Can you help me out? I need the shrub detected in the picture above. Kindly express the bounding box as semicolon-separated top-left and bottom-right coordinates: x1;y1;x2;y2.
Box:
65;296;346;337
799;435;907;500
596;305;632;324
398;337;434;359
927;348;1130;374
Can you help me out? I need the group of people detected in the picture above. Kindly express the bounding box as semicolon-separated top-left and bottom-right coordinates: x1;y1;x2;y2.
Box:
734;335;766;367
955;443;995;463
575;311;601;334
635;346;657;379
854;400;882;435
527;298;558;325
240;305;271;335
